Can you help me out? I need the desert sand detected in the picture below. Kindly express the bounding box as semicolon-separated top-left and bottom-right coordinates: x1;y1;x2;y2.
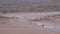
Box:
0;12;60;34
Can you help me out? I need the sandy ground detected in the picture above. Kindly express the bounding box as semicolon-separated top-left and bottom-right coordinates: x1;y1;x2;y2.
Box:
0;12;60;34
0;18;60;34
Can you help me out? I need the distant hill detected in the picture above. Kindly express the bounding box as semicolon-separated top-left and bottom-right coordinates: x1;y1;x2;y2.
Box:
0;6;60;13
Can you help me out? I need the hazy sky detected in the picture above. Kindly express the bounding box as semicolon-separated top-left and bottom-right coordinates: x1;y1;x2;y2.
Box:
0;0;60;8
